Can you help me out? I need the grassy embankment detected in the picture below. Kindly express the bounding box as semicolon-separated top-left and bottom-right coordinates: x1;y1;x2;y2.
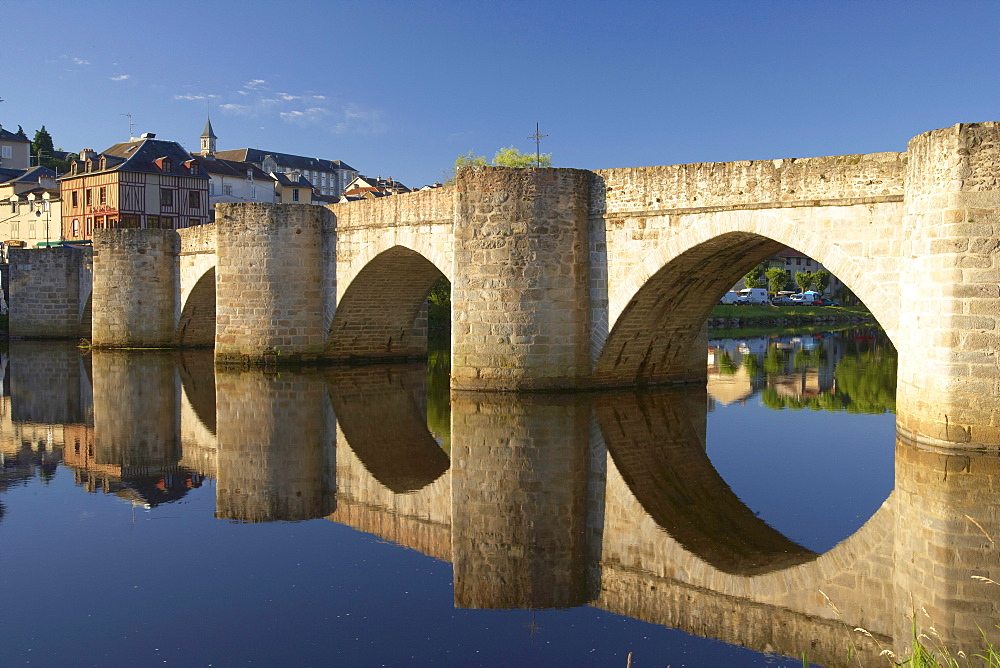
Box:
710;304;875;337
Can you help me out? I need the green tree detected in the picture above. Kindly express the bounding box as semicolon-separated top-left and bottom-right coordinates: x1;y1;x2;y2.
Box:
812;269;830;293
455;150;489;170
795;271;814;292
30;126;74;174
743;262;766;289
448;145;553;183
765;267;790;294
32;126;55;165
492;146;551;168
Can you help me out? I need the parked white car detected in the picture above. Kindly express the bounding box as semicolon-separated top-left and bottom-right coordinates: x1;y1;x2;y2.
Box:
719;290;741;305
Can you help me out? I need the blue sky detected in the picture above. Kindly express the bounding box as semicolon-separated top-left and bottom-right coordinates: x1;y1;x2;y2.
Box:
3;0;999;187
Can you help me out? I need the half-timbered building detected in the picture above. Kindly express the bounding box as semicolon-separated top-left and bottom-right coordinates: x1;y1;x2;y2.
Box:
59;134;209;240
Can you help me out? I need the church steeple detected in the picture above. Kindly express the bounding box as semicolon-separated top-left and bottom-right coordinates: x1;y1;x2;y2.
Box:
200;118;217;155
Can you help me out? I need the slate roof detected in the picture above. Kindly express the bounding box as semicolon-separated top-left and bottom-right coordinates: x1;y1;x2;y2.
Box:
0;166;57;186
201;118;217;140
272;171;313;188
193;154;272;181
62;137;207;179
0;126;29;143
215;148;356;173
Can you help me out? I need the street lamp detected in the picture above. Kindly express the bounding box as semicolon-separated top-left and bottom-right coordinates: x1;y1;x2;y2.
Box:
26;193;52;247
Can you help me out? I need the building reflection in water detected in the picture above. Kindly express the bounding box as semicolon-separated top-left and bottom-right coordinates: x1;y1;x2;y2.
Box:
0;341;996;665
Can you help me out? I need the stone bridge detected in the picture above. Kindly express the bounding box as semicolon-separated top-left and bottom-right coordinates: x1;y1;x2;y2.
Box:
9;122;1000;449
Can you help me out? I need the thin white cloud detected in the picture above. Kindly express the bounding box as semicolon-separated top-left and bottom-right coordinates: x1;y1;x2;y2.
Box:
110;74;130;81
210;80;385;136
280;107;333;125
173;93;220;101
73;57;90;66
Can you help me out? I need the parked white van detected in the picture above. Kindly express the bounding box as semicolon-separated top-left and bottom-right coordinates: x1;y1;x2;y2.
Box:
737;288;770;305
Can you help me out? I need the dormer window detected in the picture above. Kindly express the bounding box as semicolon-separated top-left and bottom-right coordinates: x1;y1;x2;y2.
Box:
70;162;78;175
99;155;107;170
155;157;172;173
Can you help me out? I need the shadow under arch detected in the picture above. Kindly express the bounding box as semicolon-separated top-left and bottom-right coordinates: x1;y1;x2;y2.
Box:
595;232;785;387
594;227;899;388
177;267;216;347
327;246;447;361
325;363;449;493
593;385;818;575
79;292;93;339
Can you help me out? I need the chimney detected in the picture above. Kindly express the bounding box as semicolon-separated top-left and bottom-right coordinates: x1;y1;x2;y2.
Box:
140;132;156;139
79;149;96;160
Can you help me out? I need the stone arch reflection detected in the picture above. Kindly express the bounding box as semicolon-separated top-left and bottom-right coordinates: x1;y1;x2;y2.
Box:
593;386;817;575
325;364;449;494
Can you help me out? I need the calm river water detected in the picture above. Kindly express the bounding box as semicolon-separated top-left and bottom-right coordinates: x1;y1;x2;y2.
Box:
0;328;994;666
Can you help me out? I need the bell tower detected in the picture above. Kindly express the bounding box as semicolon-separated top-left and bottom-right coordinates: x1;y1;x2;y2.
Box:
200;118;217;155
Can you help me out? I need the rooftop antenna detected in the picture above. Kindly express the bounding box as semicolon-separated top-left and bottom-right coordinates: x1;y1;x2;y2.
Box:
120;113;134;139
527;122;548;167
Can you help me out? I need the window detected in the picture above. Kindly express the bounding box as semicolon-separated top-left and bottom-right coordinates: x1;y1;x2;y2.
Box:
99;187;107;205
121;214;140;229
796;258;802;265
8;200;14;213
1;145;11;159
160;217;173;230
189;191;200;208
86;189;92;206
209;183;216;195
72;219;80;237
146;215;159;229
160;188;173;207
223;184;233;196
86;217;92;234
189;219;200;228
292;189;299;202
71;191;78;207
11;222;18;237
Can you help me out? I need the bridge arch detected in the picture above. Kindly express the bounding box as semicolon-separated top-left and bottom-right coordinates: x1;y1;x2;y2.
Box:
327;245;449;362
595;206;902;387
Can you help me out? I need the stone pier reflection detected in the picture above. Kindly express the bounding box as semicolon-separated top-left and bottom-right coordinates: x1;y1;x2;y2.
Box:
215;369;336;522
450;392;590;609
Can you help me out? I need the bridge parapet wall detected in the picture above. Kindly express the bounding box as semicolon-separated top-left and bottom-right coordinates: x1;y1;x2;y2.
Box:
591;151;906;217
329;186;455;300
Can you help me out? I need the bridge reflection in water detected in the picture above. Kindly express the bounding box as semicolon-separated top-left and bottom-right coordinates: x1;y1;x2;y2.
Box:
2;341;997;666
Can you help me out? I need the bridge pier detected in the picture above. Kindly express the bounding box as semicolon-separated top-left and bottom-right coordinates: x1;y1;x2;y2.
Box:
9;246;92;340
896;122;1000;450
451;167;593;391
214;203;334;366
91;229;179;347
